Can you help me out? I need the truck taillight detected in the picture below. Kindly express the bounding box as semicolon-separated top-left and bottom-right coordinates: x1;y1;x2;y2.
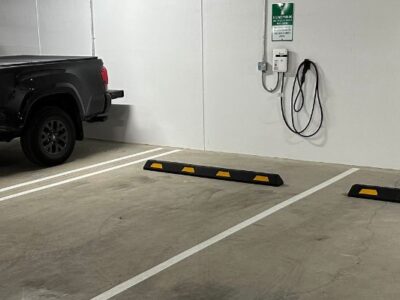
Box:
101;66;109;90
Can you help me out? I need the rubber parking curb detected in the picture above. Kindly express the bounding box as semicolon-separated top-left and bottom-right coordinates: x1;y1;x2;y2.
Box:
144;160;284;187
348;184;400;203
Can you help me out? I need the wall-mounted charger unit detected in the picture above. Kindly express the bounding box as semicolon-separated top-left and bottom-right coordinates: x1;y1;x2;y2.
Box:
272;49;288;73
259;49;288;93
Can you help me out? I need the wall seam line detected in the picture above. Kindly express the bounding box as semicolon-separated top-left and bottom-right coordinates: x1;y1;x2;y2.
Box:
34;0;42;54
90;0;96;56
201;0;206;151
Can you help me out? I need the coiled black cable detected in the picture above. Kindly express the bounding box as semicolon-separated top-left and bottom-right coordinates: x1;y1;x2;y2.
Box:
280;59;323;137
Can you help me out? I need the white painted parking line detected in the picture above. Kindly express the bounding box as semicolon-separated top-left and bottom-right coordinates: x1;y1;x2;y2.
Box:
0;147;163;194
0;150;181;204
90;167;359;300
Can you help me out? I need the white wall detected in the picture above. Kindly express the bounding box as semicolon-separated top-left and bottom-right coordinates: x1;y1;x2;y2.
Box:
37;0;92;56
2;0;400;169
0;0;40;55
0;0;91;56
203;0;400;170
84;0;205;150
0;0;205;150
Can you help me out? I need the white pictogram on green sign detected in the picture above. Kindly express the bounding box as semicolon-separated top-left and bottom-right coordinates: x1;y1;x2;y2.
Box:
272;3;294;41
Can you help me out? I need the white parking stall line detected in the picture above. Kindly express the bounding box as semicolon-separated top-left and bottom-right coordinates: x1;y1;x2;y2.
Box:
90;168;359;300
0;149;181;203
0;147;163;194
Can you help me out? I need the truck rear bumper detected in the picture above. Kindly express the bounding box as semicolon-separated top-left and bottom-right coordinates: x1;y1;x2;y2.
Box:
104;89;124;114
87;89;124;123
108;90;124;99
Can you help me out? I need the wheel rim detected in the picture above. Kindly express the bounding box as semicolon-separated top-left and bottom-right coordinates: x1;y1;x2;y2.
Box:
39;119;69;157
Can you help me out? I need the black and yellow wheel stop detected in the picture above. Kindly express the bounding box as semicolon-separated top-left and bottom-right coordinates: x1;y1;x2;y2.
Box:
348;184;400;203
144;160;284;187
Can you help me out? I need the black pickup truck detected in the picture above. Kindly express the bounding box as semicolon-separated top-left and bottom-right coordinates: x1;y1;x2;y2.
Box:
0;55;123;166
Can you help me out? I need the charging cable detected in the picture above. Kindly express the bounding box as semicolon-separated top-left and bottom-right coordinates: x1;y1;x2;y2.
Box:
280;59;323;137
262;71;280;93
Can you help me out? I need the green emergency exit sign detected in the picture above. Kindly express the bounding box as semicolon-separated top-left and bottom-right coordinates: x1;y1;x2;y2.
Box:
272;3;294;41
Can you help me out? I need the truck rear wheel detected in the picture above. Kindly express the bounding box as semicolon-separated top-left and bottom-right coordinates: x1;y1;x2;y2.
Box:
21;106;76;166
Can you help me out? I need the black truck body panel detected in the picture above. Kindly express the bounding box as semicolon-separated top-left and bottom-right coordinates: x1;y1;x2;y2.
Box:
0;55;123;141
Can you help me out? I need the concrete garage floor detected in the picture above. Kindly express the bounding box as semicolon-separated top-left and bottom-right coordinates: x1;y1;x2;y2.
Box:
0;140;400;300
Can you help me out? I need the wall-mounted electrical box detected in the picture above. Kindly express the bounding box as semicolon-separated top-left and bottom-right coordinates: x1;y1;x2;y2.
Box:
272;49;288;72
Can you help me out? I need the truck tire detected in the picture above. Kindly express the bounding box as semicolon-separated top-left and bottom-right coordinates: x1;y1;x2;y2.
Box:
21;106;76;166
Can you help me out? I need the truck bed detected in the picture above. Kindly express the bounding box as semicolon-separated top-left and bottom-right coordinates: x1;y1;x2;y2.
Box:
0;55;97;68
